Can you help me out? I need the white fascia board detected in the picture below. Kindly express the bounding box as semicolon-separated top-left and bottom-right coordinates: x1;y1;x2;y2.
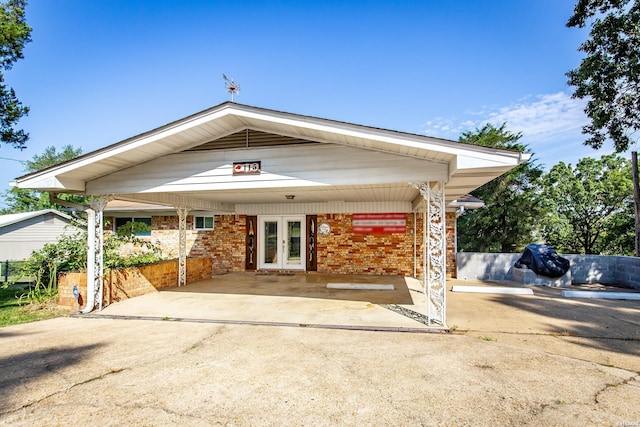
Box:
454;152;523;171
15;106;237;190
231;106;522;161
16;175;86;191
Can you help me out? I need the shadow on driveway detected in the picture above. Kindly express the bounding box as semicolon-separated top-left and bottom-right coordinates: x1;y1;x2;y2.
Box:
447;279;640;370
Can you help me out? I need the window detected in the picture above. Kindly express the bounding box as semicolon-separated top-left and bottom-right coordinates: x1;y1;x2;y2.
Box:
194;216;214;230
114;217;152;237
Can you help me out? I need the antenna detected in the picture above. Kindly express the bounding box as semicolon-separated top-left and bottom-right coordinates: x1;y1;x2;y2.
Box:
222;74;240;101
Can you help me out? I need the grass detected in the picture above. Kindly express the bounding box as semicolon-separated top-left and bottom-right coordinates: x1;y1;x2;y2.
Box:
0;284;69;328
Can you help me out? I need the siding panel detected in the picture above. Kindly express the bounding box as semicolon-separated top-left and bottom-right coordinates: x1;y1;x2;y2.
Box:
86;144;449;194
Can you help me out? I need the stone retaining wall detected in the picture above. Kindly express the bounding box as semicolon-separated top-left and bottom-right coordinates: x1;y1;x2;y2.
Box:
456;252;640;289
58;257;212;310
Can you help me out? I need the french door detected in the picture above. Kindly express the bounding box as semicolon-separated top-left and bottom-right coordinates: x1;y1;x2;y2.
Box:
258;216;306;270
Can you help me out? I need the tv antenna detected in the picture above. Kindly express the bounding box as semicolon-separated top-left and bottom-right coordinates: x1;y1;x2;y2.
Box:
223;74;240;101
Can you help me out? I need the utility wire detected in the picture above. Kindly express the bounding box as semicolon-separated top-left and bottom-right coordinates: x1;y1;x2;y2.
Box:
0;156;26;163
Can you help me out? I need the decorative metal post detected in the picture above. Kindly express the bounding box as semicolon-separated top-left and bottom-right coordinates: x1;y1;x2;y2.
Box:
177;206;190;286
412;182;447;326
83;196;109;313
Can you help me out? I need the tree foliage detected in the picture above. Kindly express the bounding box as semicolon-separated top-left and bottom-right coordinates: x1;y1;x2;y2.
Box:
566;0;640;152
541;154;634;254
457;123;544;253
0;0;31;149
1;144;85;214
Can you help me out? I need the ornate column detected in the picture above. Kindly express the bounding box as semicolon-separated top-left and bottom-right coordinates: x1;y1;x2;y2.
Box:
82;196;109;313
413;182;447;326
176;206;190;286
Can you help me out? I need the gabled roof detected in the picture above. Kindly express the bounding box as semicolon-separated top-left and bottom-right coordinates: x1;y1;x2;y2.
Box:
0;209;75;229
12;102;530;209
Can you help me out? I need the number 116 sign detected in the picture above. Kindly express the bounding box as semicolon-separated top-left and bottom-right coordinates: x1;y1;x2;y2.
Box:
232;161;261;175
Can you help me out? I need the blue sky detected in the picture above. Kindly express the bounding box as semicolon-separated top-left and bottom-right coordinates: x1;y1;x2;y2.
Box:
0;0;618;209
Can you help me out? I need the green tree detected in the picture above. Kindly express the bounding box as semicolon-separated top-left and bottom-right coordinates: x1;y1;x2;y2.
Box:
566;0;640;256
1;145;84;213
0;0;31;149
541;154;634;254
567;0;640;152
457;123;544;253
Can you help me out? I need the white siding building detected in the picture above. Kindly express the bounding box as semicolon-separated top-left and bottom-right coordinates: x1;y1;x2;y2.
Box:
0;210;81;260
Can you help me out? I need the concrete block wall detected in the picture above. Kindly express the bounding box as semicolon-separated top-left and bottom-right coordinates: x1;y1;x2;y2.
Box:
612;256;640;289
456;252;640;290
58;257;213;310
563;255;617;285
456;253;521;281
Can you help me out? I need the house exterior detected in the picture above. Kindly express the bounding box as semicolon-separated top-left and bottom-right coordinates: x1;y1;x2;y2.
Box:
0;209;81;260
12;102;529;324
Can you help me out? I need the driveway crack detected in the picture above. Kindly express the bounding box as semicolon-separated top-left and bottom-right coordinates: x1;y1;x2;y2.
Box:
593;373;639;404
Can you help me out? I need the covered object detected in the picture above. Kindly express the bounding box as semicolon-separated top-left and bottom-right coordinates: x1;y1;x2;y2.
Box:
514;244;570;278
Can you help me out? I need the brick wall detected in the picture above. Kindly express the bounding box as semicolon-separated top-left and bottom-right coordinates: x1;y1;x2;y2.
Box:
446;212;457;278
317;213;418;276
404;211;457;279
57;257;213;310
105;212;457;278
150;215;245;274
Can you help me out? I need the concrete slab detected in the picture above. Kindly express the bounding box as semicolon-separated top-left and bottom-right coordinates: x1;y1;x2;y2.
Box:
451;285;534;295
447;279;640;371
97;272;438;331
1;275;639;425
326;283;394;290
562;290;640;300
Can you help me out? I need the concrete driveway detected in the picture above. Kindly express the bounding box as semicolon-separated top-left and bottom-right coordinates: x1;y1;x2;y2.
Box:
0;274;638;425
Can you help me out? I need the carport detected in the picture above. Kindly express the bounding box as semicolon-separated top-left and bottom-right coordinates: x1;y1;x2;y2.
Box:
12;102;528;326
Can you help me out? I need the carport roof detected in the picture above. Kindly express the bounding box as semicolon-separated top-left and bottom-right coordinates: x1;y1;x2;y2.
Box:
12;102;530;208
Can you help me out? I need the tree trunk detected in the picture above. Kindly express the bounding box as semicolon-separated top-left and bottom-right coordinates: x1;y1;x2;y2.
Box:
633;151;640;257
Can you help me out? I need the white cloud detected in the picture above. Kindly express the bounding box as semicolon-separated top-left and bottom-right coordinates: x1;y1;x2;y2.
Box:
421;92;616;168
479;92;588;145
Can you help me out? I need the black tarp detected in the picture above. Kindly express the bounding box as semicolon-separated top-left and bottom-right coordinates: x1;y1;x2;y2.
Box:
514;244;570;278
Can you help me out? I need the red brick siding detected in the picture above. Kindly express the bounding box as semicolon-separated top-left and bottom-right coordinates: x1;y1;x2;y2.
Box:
57;257;212;310
446;212;457;278
150;215;246;274
104;212;457;279
317;213;415;276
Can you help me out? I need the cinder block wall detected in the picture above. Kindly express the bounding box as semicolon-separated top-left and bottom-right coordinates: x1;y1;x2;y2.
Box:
57;257;213;310
456;252;640;289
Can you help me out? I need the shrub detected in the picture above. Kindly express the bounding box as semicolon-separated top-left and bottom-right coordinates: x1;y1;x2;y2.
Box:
9;225;167;304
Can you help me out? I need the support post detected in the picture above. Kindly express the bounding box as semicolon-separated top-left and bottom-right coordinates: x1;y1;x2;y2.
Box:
82;196;109;313
177;206;190;286
412;182;447;326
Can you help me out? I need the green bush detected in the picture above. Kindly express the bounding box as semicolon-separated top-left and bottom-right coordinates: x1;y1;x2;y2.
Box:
8;225;167;305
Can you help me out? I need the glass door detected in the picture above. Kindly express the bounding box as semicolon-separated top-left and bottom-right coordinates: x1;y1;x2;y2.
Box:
258;216;305;270
283;216;303;270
